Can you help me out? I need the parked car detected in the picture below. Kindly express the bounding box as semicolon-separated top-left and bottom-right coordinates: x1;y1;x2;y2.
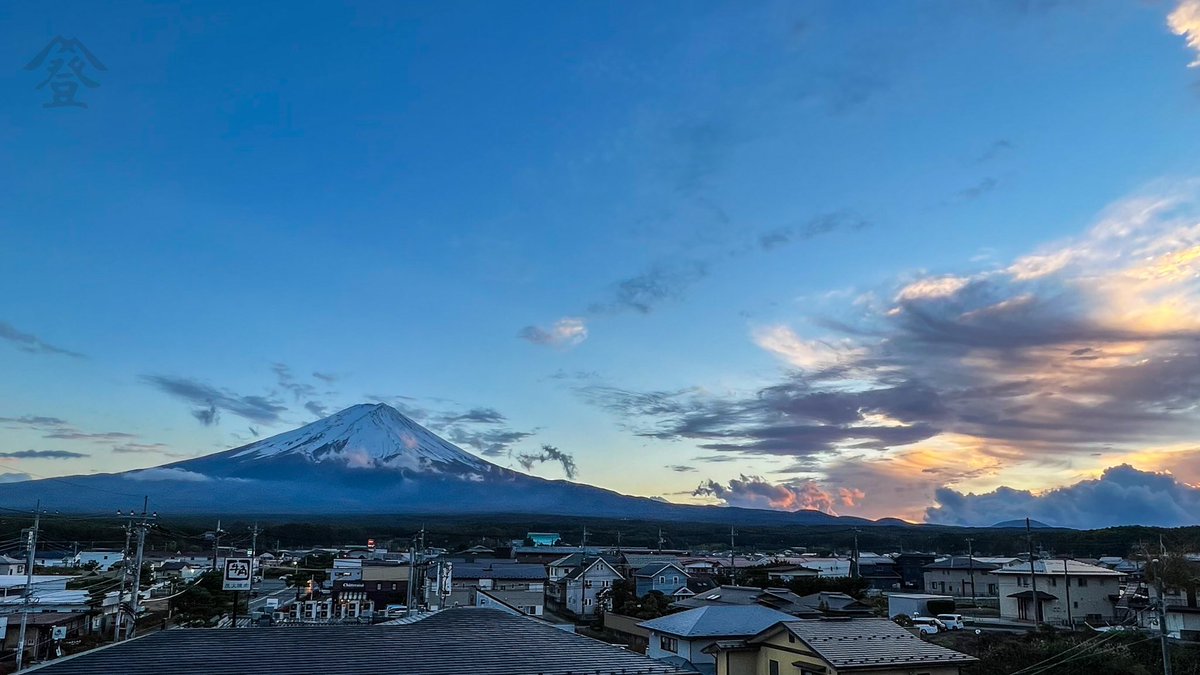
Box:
937;614;966;630
912;617;945;635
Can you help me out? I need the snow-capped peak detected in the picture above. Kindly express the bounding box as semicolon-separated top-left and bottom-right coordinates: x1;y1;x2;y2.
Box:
228;403;492;473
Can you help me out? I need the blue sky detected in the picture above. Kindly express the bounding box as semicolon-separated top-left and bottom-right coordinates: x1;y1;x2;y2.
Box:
3;0;1200;526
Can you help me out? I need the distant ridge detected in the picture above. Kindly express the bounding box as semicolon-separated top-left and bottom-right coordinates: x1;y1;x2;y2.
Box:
0;403;899;527
992;519;1057;529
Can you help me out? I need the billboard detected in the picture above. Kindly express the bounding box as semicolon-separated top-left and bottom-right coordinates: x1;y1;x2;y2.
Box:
222;557;252;591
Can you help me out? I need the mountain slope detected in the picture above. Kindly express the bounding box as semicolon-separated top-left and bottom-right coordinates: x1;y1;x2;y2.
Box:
0;403;884;526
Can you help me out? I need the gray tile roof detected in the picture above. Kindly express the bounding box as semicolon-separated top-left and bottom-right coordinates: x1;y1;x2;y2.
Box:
639;605;796;638
772;618;977;670
446;562;547;581
923;556;1000;571
29;609;697;675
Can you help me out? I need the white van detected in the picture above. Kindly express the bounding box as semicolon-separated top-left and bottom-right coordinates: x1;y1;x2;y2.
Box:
264;598;280;610
912;617;945;635
937;614;965;630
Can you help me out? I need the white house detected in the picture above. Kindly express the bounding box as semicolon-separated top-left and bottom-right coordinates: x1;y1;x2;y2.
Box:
640;604;796;670
0;555;26;575
75;550;124;571
992;559;1124;625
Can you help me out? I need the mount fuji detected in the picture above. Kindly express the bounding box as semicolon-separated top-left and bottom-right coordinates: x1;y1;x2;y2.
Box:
0;403;869;525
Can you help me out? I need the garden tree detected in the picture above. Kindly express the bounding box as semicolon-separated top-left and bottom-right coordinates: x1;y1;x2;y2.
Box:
737;568;870;599
1145;550;1199;604
173;570;235;626
608;579;674;620
938;627;1200;675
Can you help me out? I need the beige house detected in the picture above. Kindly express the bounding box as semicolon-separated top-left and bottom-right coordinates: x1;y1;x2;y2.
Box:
708;618;976;675
992;559;1124;625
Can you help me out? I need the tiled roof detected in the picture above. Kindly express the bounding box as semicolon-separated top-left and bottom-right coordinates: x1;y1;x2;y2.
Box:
640;605;797;638
772;618;977;669
446;563;547;581
635;562;686;577
28;609;697;675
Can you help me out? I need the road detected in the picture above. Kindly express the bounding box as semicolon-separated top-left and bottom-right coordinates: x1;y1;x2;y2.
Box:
247;579;292;613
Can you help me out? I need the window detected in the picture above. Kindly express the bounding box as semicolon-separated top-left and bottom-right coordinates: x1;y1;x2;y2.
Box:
1050;577;1057;587
1077;578;1088;587
659;576;665;583
1074;601;1079;608
660;636;678;653
1087;613;1102;623
768;659;780;675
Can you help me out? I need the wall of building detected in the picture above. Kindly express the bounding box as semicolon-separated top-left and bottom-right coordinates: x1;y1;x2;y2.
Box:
997;574;1122;624
924;569;998;596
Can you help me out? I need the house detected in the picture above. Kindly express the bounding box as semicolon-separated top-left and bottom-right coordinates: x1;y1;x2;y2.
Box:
154;560;204;582
793;592;873;617
641;605;797;673
429;560;547;616
992;559;1124;625
892;552;936;591
26;608;700;674
1;611;89;665
0;554;27;575
923;556;1002;597
856;556;902;592
75;550;124;571
707;618;977;675
544;554;624;619
635;562;692;598
673;586;821;619
764;566;819;584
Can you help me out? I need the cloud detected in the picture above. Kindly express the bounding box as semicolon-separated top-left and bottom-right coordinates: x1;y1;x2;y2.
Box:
368;395;536;458
312;371;339;383
975;139;1014;164
111;443;172;454
0;416;70;428
667;464;697;472
304;401;327;418
927;464;1200;528
0;472;32;483
0;321;84;358
143;374;287;426
0;449;88;459
438;408;507;425
518;318;589;348
591;261;710;315
272;363;318;401
576;181;1200;520
42;431;136;441
693;474;850;513
1169;0;1200;68
516;444;578;479
445;428;535;457
957;177;999;201
758;211;871;251
123;467;216;482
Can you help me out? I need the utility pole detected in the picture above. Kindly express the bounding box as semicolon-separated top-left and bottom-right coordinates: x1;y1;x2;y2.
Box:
580;526;589;619
966;538;976;607
211;520;226;572
15;502;41;671
120;499;157;640
657;528;664;553
1027;517;1041;627
405;535;417;617
729;526;736;586
249;523;261;602
113;511;134;643
1062;554;1073;628
1154;557;1174;675
850;529;861;579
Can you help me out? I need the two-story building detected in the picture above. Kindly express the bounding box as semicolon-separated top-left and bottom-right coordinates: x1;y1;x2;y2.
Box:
429;560;547;616
634;562;692;598
641;605;796;672
923;556;1001;597
544;553;623;619
707;618;977;675
992;559;1124;625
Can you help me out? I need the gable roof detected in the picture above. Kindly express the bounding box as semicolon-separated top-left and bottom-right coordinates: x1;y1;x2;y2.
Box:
27;609;698;675
639;605;797;639
635;562;687;578
672;585;822;618
757;619;977;670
